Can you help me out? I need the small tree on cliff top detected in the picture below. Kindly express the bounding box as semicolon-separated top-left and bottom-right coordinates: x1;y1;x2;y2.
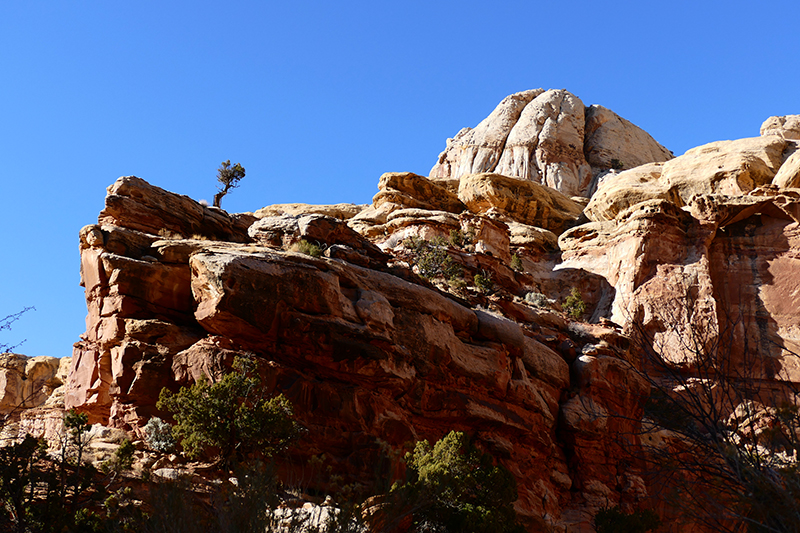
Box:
213;160;245;208
157;356;302;465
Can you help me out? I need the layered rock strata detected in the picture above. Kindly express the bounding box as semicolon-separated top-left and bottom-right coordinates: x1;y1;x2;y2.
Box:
67;174;647;531
59;93;800;532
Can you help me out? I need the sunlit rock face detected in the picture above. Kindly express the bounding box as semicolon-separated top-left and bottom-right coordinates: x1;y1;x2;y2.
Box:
430;89;673;198
61;99;800;532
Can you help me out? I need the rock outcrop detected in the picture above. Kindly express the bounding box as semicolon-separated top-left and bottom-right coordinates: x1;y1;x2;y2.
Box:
33;93;800;532
430;89;673;198
66;173;649;531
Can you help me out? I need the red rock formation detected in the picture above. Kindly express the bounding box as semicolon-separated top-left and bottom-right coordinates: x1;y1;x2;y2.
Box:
67;175;648;531
60;98;800;532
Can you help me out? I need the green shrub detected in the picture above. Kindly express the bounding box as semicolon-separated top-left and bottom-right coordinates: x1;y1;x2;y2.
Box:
474;271;493;293
157;356;303;465
293;239;323;258
563;287;586;319
389;431;524;533
404;236;462;280
449;228;474;249
610;158;625;170
510;254;523;272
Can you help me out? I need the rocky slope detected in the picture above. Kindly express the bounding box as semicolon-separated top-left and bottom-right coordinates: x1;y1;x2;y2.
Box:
5;89;800;532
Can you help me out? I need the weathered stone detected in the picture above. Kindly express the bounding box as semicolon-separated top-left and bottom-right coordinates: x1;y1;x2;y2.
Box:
584;163;674;222
660;136;787;203
430;89;672;199
430;90;543;180
0;354;65;415
583;105;673;173
586;136;789;221
761;114;800;139
458;173;584;234
373;172;466;214
253;203;367;220
773;146;800;189
496;89;592;197
99;176;256;242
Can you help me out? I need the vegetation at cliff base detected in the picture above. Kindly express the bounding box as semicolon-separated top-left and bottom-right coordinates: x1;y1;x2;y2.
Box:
388;430;525;533
157;356;302;464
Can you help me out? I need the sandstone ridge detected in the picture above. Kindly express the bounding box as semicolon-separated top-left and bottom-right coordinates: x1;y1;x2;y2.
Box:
6;88;800;532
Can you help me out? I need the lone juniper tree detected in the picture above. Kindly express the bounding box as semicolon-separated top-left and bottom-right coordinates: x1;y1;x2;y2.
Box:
213;160;245;208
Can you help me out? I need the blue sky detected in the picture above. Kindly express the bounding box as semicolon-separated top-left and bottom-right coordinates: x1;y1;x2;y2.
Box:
2;0;798;357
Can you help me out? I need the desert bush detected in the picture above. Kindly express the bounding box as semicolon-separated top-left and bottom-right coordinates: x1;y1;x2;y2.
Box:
403;236;462;280
509;254;523;272
448;228;474;249
563;287;586;319
157;356;303;465
524;290;550;309
473;271;493;293
387;430;524;533
292;239;323;258
143;416;175;453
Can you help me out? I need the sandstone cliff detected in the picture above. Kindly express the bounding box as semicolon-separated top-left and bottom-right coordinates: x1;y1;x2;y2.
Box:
7;90;798;532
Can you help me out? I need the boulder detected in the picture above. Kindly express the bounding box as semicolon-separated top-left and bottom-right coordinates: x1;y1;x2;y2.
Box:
761;115;800;140
430;89;673;199
430;90;543;180
458;173;584;234
584;163;675;222
0;354;65;415
585;136;789;221
372;172;466;214
773;147;800;189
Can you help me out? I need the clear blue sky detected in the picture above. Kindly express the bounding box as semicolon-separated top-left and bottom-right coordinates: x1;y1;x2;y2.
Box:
2;0;798;358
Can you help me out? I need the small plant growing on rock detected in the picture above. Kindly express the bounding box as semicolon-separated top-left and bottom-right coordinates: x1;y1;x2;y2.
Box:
510;254;523;272
473;270;494;293
213;160;246;208
610;158;625;170
449;228;474;249
563;287;587;319
292;239;323;258
157;228;184;240
524;290;550;309
404;236;461;280
143;416;175;453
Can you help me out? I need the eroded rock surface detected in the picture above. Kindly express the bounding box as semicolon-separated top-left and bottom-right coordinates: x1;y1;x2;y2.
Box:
55;99;800;532
66;175;648;531
430;89;673;198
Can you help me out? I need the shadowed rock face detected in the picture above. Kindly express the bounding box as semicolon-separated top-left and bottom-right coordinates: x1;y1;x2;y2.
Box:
58;101;800;532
